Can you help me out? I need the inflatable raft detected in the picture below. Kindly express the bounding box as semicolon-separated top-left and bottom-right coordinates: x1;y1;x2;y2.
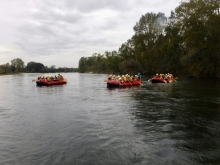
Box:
36;78;67;86
107;80;142;88
150;77;176;83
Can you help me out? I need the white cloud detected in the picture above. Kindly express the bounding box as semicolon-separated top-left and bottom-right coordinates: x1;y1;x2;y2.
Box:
0;0;179;68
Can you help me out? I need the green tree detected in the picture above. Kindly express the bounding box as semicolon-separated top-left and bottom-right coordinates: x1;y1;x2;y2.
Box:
118;39;135;60
26;62;45;73
11;58;25;72
0;63;11;74
78;57;86;73
154;10;183;74
132;12;165;74
175;0;220;77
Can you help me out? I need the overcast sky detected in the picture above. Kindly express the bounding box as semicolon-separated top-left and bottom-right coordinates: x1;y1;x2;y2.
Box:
0;0;179;68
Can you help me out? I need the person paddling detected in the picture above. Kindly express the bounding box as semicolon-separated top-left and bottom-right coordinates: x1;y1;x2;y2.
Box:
138;72;142;80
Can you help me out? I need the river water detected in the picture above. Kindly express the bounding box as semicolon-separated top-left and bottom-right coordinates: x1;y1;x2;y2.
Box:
0;73;219;165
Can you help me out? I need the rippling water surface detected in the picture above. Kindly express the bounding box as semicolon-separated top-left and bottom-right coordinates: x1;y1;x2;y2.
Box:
0;73;220;165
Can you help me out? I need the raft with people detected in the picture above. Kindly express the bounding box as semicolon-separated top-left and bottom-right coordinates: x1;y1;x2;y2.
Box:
36;74;67;86
106;74;142;88
149;73;177;83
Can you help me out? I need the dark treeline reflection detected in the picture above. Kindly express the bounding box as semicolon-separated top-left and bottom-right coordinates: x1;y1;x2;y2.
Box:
127;79;220;164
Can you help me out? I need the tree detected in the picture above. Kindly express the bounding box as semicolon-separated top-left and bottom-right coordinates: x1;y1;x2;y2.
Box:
119;59;142;75
118;39;136;61
78;57;86;73
11;58;25;72
175;0;220;77
26;62;45;73
0;63;11;74
132;12;165;74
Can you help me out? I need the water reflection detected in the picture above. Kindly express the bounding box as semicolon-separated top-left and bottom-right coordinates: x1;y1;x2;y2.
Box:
128;78;220;164
0;74;220;165
107;86;141;91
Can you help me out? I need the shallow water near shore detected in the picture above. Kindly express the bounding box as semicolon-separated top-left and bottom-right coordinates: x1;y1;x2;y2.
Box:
0;73;220;165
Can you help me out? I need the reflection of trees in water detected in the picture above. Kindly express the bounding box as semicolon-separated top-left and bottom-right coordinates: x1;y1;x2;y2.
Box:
107;86;142;95
127;81;220;164
174;85;220;164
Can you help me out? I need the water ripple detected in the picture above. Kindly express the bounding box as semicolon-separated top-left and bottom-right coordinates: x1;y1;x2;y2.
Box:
0;74;219;164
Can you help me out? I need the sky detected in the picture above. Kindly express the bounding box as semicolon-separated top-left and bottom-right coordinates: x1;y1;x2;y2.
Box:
0;0;180;68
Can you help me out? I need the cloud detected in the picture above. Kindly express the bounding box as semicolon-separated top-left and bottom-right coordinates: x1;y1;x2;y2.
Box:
0;0;179;68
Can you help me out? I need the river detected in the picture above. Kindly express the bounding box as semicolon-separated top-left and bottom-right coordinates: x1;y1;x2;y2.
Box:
0;73;219;165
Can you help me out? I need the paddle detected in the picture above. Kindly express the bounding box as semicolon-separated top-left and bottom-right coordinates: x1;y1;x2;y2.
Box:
32;75;43;82
173;77;178;82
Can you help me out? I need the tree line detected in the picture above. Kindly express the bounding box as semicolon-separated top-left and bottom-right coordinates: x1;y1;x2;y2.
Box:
0;58;78;74
78;0;220;78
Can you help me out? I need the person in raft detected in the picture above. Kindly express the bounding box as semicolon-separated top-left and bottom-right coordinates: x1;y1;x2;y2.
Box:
138;72;142;80
108;75;112;80
57;74;63;80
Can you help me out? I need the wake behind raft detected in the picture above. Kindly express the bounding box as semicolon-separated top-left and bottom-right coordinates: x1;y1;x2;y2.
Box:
106;74;142;88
